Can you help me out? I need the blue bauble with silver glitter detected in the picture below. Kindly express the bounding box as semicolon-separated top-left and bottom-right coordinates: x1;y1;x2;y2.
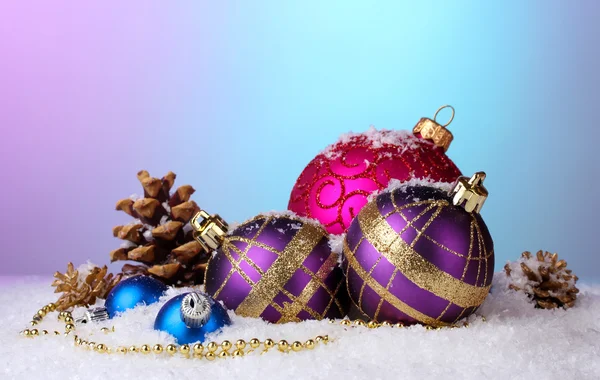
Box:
105;275;167;318
154;292;231;344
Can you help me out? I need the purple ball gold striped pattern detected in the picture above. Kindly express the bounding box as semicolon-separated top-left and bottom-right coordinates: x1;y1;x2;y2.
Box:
343;186;494;326
205;215;348;323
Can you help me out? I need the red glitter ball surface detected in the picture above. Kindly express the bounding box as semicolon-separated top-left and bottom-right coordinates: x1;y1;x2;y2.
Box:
288;130;462;234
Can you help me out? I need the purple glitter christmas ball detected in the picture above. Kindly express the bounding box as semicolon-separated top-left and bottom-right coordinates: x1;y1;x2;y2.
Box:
205;214;348;323
343;184;494;326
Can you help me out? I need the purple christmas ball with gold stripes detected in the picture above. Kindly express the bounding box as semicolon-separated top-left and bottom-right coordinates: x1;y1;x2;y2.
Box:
205;214;348;323
343;184;494;326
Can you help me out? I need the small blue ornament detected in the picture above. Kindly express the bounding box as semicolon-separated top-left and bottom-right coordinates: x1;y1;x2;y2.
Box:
76;275;168;324
105;275;167;318
154;292;231;344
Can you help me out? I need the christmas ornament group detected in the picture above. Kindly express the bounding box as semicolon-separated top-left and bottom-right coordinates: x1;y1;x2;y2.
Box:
31;105;522;361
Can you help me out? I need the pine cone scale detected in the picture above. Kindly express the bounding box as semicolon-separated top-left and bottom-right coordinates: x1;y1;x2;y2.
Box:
110;248;129;262
133;198;162;219
162;172;176;191
171;201;199;222
147;263;181;279
171;241;203;264
115;199;135;216
115;224;144;243
121;264;149;276
152;221;183;241
128;246;156;262
140;177;162;198
168;185;195;207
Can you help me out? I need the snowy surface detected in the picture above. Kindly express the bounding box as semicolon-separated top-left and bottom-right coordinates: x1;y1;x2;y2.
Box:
1;274;599;380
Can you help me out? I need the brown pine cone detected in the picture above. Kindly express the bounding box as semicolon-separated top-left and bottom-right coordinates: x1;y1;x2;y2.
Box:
51;262;122;311
109;170;208;286
504;250;579;309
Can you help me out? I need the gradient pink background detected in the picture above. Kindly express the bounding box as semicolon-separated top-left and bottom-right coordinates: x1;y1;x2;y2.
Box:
1;2;599;282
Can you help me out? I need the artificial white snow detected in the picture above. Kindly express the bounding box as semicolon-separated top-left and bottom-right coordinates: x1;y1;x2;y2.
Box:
327;233;345;266
129;193;141;201
2;274;599;380
75;261;102;281
159;215;169;226
231;212;313;239
181;222;193;235
367;178;455;202
120;240;137;249
142;229;154;242
246;210;324;230
322;126;426;159
226;221;240;232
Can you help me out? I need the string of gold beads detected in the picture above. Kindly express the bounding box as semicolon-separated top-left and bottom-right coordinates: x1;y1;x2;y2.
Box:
69;335;329;359
329;316;486;329
21;303;329;360
22;302;63;337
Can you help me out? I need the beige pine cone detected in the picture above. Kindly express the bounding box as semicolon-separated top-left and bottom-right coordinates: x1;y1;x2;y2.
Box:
504;250;579;309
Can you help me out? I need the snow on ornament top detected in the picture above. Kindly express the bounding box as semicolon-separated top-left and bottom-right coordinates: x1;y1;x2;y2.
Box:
288;106;463;235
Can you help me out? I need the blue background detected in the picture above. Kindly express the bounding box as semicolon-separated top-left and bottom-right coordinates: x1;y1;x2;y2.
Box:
1;1;598;281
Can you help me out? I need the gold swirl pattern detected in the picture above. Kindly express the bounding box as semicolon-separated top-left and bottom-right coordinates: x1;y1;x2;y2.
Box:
288;132;462;234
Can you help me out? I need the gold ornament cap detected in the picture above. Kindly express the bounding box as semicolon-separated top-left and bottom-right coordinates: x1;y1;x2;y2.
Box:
449;172;488;213
413;105;455;152
190;210;229;252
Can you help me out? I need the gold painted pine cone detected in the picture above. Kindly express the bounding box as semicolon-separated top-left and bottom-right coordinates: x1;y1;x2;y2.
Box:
109;170;206;286
504;250;579;309
52;262;122;311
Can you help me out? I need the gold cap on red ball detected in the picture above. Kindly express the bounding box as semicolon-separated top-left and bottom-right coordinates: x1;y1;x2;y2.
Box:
413;105;455;152
450;172;489;213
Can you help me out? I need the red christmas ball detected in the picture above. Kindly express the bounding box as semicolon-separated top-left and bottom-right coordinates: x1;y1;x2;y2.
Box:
288;107;462;235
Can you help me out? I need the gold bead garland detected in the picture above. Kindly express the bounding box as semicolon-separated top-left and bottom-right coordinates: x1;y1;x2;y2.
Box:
327;316;483;329
20;301;485;360
20;302;329;359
